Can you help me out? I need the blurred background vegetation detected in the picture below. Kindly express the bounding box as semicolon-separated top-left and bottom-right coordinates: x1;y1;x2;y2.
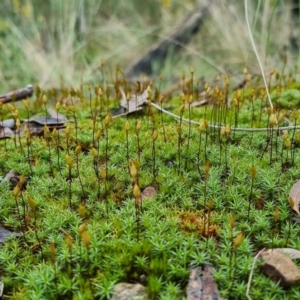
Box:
0;0;299;91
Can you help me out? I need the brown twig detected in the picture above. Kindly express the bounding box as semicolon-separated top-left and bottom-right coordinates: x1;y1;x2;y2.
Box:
0;85;34;104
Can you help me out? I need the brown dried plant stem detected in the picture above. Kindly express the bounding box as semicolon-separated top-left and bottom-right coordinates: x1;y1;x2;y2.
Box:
268;113;277;166
177;104;184;175
75;145;86;203
197;120;208;178
13;186;25;239
103;114;111;215
133;183;141;241
44;125;54;176
187;67;194;158
159;94;167;143
66;155;73;209
205;199;213;249
125;120;130;175
28;197;43;259
197;129;203;178
136;120;142;163
229;232;244;297
23;124;33;176
203;162;210;233
71;105;78;144
13;177;28;242
248;165;256;221
22;100;33;174
152;130;158;181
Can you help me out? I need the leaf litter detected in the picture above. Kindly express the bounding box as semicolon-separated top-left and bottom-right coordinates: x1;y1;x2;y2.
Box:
289;180;300;214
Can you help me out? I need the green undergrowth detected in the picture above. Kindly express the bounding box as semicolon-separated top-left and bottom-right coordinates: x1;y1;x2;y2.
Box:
1;71;300;299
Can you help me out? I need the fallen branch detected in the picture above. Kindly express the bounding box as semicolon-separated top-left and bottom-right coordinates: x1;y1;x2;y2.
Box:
125;0;214;77
0;84;34;104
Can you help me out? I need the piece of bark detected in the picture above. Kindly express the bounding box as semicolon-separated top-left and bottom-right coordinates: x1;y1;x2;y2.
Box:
125;0;214;77
0;84;34;104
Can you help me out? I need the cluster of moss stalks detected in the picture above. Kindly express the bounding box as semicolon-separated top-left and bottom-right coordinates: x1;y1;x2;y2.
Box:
0;67;300;299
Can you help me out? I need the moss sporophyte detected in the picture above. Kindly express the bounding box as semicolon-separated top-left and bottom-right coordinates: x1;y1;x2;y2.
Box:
0;68;300;299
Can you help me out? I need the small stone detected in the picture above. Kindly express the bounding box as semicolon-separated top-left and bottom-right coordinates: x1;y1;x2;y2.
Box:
111;283;147;300
0;226;22;244
261;251;300;287
141;187;156;201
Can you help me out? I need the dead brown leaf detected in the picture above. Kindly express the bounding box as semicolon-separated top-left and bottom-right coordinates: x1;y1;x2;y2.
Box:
260;250;300;287
264;248;300;260
119;88;148;114
289;180;300;214
186;265;225;300
0;126;13;139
